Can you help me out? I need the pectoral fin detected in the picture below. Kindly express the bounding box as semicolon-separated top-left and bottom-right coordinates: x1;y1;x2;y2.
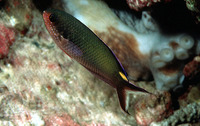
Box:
59;36;83;57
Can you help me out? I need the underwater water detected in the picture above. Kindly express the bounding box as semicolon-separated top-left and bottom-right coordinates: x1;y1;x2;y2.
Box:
0;0;199;125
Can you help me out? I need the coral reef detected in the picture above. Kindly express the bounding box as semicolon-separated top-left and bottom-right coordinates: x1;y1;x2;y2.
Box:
64;0;200;91
126;0;172;11
150;102;200;126
0;1;138;125
0;0;199;125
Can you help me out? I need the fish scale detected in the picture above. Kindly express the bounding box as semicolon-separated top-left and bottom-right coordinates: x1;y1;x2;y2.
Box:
43;8;149;114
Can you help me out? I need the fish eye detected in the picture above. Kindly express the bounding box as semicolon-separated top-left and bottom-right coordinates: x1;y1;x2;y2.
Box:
49;14;57;22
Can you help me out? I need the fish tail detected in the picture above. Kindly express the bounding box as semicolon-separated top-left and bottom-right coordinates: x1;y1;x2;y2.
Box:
116;81;150;114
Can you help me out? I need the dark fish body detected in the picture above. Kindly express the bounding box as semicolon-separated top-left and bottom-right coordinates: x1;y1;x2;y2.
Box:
43;9;149;114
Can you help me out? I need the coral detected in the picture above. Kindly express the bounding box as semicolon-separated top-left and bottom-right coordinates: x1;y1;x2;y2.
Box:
126;0;172;11
0;24;15;58
150;102;200;126
64;0;200;91
150;33;196;90
133;92;173;126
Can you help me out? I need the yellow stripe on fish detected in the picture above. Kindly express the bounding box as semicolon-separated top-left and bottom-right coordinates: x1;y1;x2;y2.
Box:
119;71;128;81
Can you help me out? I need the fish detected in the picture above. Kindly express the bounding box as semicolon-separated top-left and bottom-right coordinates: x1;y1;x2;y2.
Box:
43;8;149;114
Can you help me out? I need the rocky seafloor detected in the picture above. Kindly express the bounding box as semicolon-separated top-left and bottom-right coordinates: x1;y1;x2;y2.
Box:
0;0;200;126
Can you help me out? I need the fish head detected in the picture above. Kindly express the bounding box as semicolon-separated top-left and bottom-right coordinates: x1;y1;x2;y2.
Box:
43;9;84;57
43;9;60;42
43;9;66;43
43;8;67;28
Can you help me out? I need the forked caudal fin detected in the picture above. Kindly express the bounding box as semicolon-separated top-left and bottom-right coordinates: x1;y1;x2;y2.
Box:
116;81;150;114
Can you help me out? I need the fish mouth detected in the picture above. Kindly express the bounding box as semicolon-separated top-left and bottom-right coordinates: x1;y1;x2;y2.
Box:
43;11;51;24
42;10;60;43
